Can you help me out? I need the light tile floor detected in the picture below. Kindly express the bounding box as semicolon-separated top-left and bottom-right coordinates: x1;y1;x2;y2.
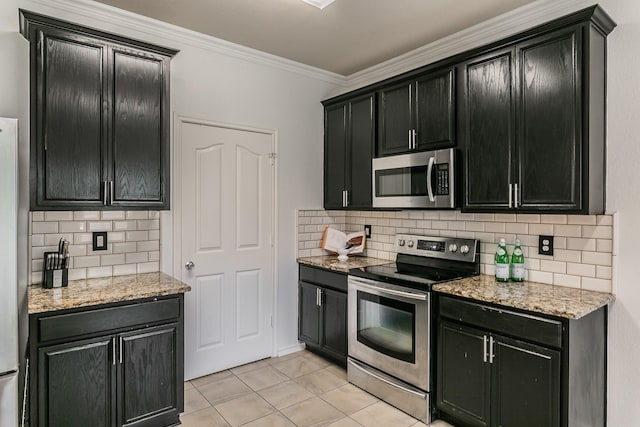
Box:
181;350;455;427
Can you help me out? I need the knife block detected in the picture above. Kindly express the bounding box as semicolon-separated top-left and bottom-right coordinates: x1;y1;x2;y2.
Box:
42;251;68;289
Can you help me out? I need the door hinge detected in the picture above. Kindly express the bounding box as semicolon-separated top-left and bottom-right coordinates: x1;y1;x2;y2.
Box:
268;152;277;165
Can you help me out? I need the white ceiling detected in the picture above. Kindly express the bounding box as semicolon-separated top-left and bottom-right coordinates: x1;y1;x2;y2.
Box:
93;0;538;76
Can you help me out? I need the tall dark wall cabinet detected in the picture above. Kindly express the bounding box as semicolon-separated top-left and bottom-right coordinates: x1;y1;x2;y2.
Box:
460;7;615;213
20;11;178;210
377;68;455;157
323;93;375;210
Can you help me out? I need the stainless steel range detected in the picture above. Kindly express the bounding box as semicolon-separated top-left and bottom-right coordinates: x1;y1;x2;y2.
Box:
347;234;480;424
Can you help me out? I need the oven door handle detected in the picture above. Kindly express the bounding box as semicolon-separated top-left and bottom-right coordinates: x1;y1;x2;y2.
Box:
349;278;428;301
348;359;427;399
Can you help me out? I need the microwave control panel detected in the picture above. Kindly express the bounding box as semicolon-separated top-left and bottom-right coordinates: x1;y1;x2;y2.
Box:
434;163;449;195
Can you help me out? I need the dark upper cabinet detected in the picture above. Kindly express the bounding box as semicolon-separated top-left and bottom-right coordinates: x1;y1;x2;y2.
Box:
20;10;177;210
323;93;375;210
462;18;611;213
377;68;455;157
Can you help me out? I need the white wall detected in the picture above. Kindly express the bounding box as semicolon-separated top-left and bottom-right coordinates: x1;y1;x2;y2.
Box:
596;0;640;424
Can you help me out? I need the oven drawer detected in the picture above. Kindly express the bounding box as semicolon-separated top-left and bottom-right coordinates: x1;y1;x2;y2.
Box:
438;296;562;348
299;264;347;292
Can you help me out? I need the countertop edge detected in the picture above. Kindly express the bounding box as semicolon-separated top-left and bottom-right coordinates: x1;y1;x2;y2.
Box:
28;272;191;314
297;255;390;273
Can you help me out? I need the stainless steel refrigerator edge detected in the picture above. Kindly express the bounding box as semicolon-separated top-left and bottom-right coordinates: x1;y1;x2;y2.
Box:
0;118;19;427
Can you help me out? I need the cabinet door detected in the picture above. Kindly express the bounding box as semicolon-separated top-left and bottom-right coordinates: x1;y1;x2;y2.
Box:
324;103;347;209
415;69;455;150
377;82;412;156
38;336;115;427
516;28;581;211
347;94;375;209
320;287;347;363
298;282;320;345
491;335;561;427
110;47;169;208
436;321;490;427
34;28;108;209
461;49;516;211
118;324;180;427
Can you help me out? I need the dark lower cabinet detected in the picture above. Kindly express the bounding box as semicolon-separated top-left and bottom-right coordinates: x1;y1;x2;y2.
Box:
435;295;605;427
39;337;115;427
30;295;184;427
298;265;347;365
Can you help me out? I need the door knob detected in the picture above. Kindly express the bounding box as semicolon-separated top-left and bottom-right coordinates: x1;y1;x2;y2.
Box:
185;260;195;270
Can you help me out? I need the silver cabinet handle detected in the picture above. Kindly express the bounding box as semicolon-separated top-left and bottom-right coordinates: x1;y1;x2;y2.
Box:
103;181;108;205
483;335;487;363
185;260;195;270
412;129;417;149
515;183;519;208
408;129;412;150
119;336;123;364
508;183;513;208
109;181;114;205
112;337;116;365
318;288;323;307
489;336;495;364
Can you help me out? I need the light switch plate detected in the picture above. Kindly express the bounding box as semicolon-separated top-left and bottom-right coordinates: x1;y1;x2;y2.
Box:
93;231;108;251
364;225;372;238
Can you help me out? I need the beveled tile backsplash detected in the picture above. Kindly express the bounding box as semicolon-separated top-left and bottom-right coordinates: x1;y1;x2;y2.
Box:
297;209;615;293
29;210;160;285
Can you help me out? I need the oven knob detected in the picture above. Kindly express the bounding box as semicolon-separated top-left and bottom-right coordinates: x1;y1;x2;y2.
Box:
460;244;470;255
449;244;458;253
398;239;406;247
407;240;414;248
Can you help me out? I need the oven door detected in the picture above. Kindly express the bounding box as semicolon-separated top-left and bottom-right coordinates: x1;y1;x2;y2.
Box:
348;276;430;391
372;148;454;209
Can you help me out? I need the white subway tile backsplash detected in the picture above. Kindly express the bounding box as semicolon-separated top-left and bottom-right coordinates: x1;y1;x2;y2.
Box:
88;221;113;232
59;221;87;233
33;222;58;234
29;210;161;284
101;211;126;220
113;264;137;276
74;211;100;220
87;266;113;278
582;277;611;293
298;209;614;293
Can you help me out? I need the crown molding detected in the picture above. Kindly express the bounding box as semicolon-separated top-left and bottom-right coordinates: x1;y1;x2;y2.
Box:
340;0;593;94
21;0;348;86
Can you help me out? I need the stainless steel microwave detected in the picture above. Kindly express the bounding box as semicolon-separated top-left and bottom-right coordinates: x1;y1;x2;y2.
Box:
372;148;455;209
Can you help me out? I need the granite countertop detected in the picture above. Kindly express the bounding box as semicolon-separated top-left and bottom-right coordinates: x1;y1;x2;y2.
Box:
297;255;389;273
28;272;191;314
433;274;615;319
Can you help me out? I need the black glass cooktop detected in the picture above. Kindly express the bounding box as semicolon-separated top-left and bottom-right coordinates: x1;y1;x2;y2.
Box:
349;261;476;291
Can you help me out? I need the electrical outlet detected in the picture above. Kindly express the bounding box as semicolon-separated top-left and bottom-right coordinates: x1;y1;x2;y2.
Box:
93;231;108;251
538;235;554;256
364;225;372;238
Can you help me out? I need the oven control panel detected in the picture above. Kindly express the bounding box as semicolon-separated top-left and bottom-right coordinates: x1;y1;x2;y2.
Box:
396;234;478;262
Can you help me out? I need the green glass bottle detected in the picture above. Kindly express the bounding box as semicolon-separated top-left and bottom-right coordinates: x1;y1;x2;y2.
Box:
494;238;510;282
510;238;525;282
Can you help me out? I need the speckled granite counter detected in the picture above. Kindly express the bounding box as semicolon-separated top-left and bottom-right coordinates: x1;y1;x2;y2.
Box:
297;255;389;273
28;272;191;314
433;274;614;319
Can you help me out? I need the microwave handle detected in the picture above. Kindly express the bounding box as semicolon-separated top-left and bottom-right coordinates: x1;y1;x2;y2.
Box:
426;156;435;202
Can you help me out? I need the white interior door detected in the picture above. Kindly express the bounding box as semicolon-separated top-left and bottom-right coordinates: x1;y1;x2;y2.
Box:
177;118;275;380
